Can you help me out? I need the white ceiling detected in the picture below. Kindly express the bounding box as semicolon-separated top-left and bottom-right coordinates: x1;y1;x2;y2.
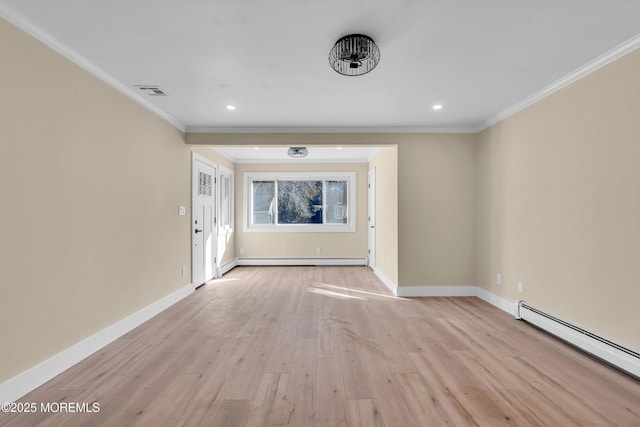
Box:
2;1;640;133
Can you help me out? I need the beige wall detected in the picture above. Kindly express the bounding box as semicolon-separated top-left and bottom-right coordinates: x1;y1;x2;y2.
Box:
369;147;399;284
0;18;191;382
476;48;640;349
234;162;369;259
190;147;236;265
397;135;476;287
190;146;234;172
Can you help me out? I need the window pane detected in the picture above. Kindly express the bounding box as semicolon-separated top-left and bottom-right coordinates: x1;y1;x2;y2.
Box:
220;175;230;227
277;180;323;224
252;181;275;224
199;172;212;196
326;180;348;224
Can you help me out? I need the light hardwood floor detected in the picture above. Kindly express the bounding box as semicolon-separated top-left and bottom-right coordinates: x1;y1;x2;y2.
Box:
2;266;639;426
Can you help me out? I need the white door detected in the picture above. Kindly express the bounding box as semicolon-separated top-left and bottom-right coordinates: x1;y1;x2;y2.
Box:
192;154;217;286
368;168;376;269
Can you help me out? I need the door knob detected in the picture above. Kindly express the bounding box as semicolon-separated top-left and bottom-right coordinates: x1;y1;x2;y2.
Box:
195;229;203;233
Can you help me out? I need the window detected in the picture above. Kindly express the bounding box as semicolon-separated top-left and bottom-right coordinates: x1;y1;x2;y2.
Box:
218;165;234;234
199;172;213;196
244;172;356;232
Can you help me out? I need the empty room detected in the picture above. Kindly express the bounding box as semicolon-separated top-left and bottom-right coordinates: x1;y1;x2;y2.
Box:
1;1;639;426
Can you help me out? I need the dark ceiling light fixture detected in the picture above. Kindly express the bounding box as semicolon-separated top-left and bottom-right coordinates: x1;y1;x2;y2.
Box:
287;147;308;158
328;34;380;76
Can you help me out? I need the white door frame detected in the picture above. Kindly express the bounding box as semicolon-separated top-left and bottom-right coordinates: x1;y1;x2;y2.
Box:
368;168;376;269
191;152;218;286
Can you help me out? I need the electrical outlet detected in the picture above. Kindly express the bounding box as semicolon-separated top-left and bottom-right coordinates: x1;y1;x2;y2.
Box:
517;281;524;293
181;266;186;277
496;273;502;285
239;248;245;255
316;247;321;255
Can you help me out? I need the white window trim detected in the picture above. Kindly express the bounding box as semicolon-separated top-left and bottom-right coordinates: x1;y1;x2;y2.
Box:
218;164;234;235
243;171;356;233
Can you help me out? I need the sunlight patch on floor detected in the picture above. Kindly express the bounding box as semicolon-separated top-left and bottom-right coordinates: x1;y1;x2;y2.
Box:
306;287;368;300
313;282;410;301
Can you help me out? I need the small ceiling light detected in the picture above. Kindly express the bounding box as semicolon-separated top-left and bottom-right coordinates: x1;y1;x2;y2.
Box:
336;146;343;150
253;147;260;150
226;105;236;110
329;34;380;76
287;147;308;158
433;104;443;110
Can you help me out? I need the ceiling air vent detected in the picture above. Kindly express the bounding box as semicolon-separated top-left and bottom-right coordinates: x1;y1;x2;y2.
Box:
134;85;167;96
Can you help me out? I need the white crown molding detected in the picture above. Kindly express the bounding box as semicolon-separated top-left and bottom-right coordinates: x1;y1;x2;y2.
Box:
482;33;640;131
186;125;480;134
0;5;186;133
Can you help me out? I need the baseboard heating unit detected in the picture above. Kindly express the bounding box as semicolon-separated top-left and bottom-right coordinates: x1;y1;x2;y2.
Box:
516;301;640;379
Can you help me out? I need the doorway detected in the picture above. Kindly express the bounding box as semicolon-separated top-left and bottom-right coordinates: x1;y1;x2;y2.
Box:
192;153;217;286
368;168;376;269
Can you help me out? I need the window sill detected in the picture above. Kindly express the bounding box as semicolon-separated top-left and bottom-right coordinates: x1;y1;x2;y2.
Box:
244;225;355;233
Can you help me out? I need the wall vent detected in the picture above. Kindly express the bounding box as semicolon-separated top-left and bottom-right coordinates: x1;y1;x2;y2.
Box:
134;85;167;96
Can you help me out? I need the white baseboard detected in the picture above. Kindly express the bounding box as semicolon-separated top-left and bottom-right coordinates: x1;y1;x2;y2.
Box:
372;267;398;295
397;285;477;297
218;258;238;276
0;283;195;404
476;287;518;317
376;279;516;318
237;257;367;266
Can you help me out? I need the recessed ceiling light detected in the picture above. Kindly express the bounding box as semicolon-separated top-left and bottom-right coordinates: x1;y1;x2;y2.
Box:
433;104;443;110
253;147;260;150
226;105;236;110
336;146;343;150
